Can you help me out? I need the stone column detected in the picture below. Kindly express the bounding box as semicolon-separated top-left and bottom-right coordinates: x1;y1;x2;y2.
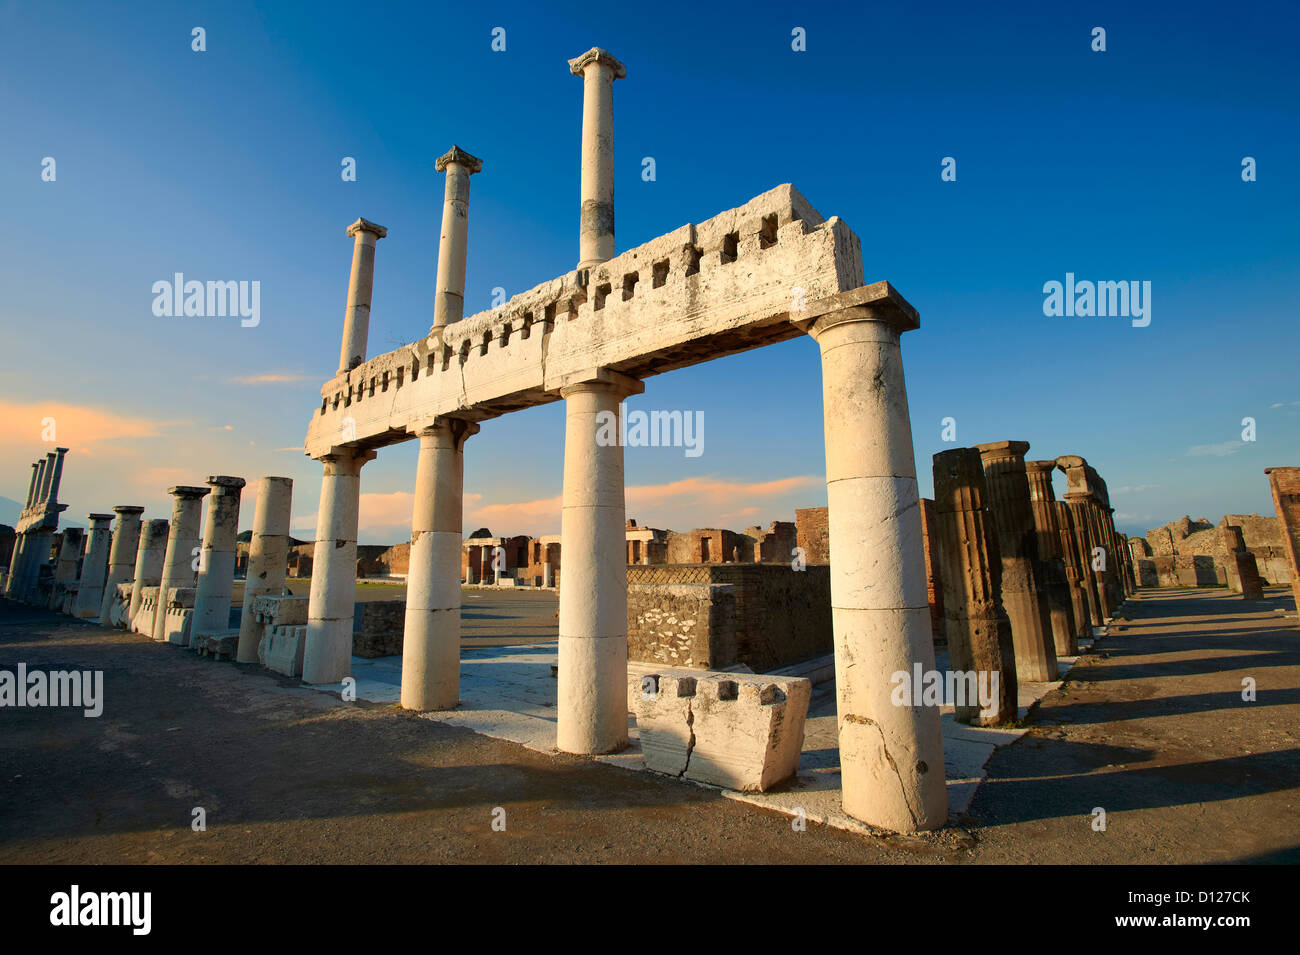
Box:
46;447;68;502
5;532;28;597
1025;460;1078;656
402;419;478;711
542;547;553;588
1053;501;1093;638
432;146;483;330
569;47;625;270
932;449;1019;724
1265;468;1300;612
19;528;54;602
975;442;1058;682
235;477;294;663
99;506;144;625
73;514;115;618
36;453;54;502
153;486;209;641
804;287;947;833
191;476;246;643
303;449;376;684
557;370;642;755
24;461;39;506
129;519;170;628
337;218;388;374
52;528;84;610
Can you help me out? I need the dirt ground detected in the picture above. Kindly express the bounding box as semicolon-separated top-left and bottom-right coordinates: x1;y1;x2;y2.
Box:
1;587;1297;864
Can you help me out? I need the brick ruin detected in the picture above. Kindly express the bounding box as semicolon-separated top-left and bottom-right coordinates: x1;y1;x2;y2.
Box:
1132;513;1293;591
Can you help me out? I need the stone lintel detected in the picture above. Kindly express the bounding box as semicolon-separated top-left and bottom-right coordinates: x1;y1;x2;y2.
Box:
568;47;626;79
791;281;919;335
346;217;388;239
435;145;483;174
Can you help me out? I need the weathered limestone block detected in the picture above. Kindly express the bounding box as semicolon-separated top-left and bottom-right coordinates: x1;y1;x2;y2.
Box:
634;670;811;792
262;624;309;677
161;587;195;646
105;583;133;629
932;448;1018;725
133;587;160;637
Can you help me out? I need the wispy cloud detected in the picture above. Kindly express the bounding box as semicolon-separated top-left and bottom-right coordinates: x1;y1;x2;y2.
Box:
1111;484;1161;494
1186;441;1245;458
225;373;313;385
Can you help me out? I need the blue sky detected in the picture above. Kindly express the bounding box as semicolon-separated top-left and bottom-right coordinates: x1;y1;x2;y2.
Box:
2;0;1297;543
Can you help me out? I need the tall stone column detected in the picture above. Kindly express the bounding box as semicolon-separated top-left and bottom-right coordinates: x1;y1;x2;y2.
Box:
569;47;625;270
153;486;209;641
932;449;1019;724
1065;494;1109;620
5;532;28;597
19;528;54;602
73;514;115;618
802;287;947;833
129;519;170;628
1053;500;1093;638
431;147;483;330
24;461;39;506
402;419;478;711
191;476;246;643
337;218;388;374
975;442;1058;682
36;453;54;502
303;449;376;684
46;447;68;502
235;477;294;663
1024;460;1078;656
99;506;144;625
52;528;84;610
1265;467;1300;613
557;371;642;755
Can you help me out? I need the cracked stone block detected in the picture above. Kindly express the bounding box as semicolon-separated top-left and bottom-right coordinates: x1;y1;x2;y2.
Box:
261;624;307;677
634;669;811;791
194;629;240;659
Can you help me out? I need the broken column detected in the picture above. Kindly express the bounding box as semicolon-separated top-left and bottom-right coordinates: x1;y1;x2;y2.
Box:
975;442;1058;682
153;486;209;641
557;371;642;754
302;449;376;684
569;47;625;270
932;449;1019;724
431;146;482;330
190;476;246;644
73;514;115;619
235;477;294;663
800;285;947;833
129;519;170;629
1057;456;1109;622
337;218;388;374
99;506;144;625
1054;500;1093;637
1025;460;1079;656
402;419;478;711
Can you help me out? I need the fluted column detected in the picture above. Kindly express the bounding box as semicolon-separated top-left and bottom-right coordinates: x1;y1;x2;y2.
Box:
99;506;144;625
235;477;294;663
402;418;478;711
932;449;1018;724
73;514;115;618
337;218;388;374
191;476;246;643
569;47;625;270
975;442;1058;682
129;519;170;629
1025;460;1078;656
303;449;376;684
153;486;209;641
557;370;642;754
1053;500;1093;638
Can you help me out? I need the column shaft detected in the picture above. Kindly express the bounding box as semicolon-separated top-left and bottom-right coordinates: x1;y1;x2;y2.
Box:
191;476;246;643
154;487;209;641
235;477;294;662
130;519;170;629
73;514;115;618
99;506;144;625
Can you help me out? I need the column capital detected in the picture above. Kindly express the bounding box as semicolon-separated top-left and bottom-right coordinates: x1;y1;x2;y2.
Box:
206;475;247;491
1025;459;1057;474
568;47;626;79
168;485;211;499
320;448;378;475
558;367;644;399
346;217;388;240
794;282;920;338
974;440;1031;461
435;145;483;174
87;513;116;524
112;505;146;516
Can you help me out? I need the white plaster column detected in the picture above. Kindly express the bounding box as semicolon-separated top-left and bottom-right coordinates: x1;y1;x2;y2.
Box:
191;476;246;643
806;290;947;832
129;519;170;628
302;449;376;684
73;514;115;618
153;486;209;641
557;370;642;754
99;505;144;625
401;419;478;711
337;218;388;374
569;47;625;270
432;146;483;330
235;477;294;663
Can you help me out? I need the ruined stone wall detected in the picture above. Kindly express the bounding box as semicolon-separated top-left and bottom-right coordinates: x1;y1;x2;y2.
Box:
665;529;748;564
1142;514;1292;586
626;563;831;672
794;507;830;564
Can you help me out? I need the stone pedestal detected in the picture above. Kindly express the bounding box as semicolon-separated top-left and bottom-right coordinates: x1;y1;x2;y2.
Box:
1025;460;1078;656
338;218;387;374
975;442;1058;682
129;519;170;629
73;514;115;619
303;449;376;684
805;290;947;833
99;506;144;625
557;371;642;754
236;477;294;663
402;419;477;711
932;449;1019;724
191;476;246;644
569;47;625;270
154;486;209;642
